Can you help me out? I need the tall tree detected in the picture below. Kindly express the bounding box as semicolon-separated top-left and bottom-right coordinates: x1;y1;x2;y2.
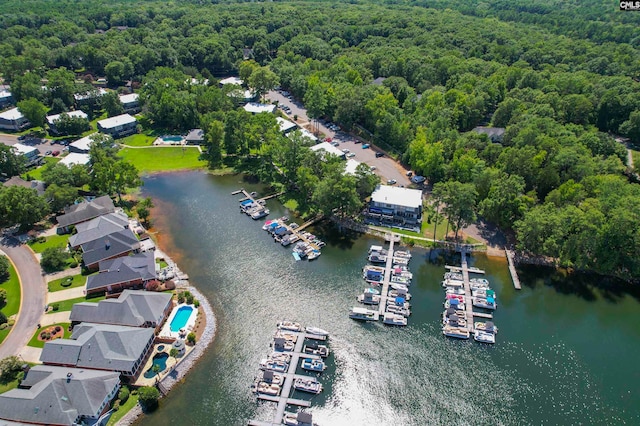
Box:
102;91;125;117
0;144;26;178
433;181;477;241
45;184;78;213
17;98;47;128
203;120;224;167
248;66;279;102
0;186;50;228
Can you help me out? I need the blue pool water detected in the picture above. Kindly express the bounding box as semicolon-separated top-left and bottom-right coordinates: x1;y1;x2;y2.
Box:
170;306;193;332
143;352;169;378
162;135;183;142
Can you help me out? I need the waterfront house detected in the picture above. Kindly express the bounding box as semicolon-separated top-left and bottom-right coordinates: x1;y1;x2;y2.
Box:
11;143;41;167
97;113;137;138
69;211;130;249
118;93;140;114
84;251;155;295
70;289;172;331
69;133;98;153
0;107;29;131
80;228;141;271
56;195;116;233
46;110;89;135
40;323;155;381
365;185;423;231
185;128;204;145
0;365;120;426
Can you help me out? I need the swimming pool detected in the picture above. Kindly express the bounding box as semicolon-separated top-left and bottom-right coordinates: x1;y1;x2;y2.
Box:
143;352;169;379
162;135;183;142
170;305;194;332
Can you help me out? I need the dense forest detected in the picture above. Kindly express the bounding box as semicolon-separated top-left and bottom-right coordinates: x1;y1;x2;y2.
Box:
1;0;639;280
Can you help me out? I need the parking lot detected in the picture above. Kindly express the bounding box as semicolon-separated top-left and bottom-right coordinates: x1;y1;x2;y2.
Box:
0;133;65;158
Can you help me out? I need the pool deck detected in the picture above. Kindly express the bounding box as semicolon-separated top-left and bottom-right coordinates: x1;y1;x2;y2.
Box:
133;342;193;387
158;303;198;339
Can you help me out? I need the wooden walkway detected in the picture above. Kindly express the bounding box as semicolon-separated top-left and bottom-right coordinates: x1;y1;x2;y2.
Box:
258;191;285;202
377;238;395;317
505;250;522;290
459;253;475;332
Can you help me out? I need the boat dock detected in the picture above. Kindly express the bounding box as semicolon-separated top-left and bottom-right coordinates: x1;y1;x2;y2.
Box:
459;253;474;332
505;249;522;290
377;238;395;317
249;329;328;426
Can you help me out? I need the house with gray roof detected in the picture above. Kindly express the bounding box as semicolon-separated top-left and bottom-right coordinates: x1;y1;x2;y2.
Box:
69;212;130;249
3;176;45;196
40;323;155;380
472;126;505;143
0;365;119;426
85;251;155;295
81;228;140;271
56;195;116;233
70;290;172;330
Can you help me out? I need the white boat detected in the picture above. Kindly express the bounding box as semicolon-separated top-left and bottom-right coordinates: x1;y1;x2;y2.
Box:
390;282;409;292
386;304;411;317
444;272;463;280
368;244;384;253
306;249;321;261
303;342;329;357
305;326;329;337
473;297;497;310
393;250;412;259
301;358;326;372
474;321;498;334
349;307;378;321
256;382;281;395
472;288;496;299
262;219;276;230
268;352;292;363
283;412;317;426
392;257;409;265
383;312;407;326
442;279;464;288
294;377;322;394
474;330;496;344
388;289;411;300
442;312;466;328
251;208;269;219
277;320;302;332
386;298;411;310
273;337;295;352
253;370;284;387
444;299;464;310
368;253;387;263
274;330;298;343
259;359;288;372
442;326;470;339
357;292;380;305
446;287;465;295
390;275;411;285
468;266;483;273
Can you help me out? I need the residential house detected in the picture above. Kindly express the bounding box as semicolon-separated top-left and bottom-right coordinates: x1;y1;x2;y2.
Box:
118;93;140;114
277;117;297;134
12;142;41;167
2;176;45;196
70;290;172;331
472;126;505;143
46;110;89;135
74;88;107;106
344;158;361;175
309;141;345;160
40;323;155;381
69;211;130;249
185;128;204;145
84;251;155;295
0;365;120;426
0;90;14;108
219;76;243;86
243;102;276;114
97;113;137;138
293;128;318;143
0;107;29;131
59;153;90;168
56;195;115;233
69;133;98;153
80;228;141;271
365;185;423;231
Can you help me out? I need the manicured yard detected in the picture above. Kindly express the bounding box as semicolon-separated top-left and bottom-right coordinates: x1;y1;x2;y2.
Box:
155;259;168;269
0;375;21;394
47;274;87;292
119;146;206;173
47;295;106;314
22;157;60;181
121;133;155;147
0;261;21;345
106;393;139;426
27;322;71;348
28;234;69;253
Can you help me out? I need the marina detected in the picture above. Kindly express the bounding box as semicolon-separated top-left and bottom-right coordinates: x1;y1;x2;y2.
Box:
249;323;329;426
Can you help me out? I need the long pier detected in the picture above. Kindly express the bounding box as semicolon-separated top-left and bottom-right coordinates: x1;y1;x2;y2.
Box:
505;249;522;290
459;253;474;332
250;331;326;426
377;238;395;317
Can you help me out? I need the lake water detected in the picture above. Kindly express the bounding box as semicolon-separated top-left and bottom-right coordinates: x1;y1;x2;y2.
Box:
138;171;640;425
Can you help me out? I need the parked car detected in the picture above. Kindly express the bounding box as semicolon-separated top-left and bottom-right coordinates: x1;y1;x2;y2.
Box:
375;152;384;158
387;179;397;185
411;176;426;184
362;143;370;149
354;139;361;144
342;148;350;153
45;150;52;156
406;171;413;177
331;142;339;147
17;135;26;141
370;166;377;171
346;152;356;158
52;150;60;156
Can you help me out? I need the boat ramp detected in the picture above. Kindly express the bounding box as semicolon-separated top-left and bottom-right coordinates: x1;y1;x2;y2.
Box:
248;324;328;426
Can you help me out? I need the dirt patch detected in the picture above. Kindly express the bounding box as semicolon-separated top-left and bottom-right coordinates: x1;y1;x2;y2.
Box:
192;305;206;341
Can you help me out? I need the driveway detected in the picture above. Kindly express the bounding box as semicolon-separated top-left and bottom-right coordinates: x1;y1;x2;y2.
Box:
266;91;412;187
0;237;46;359
40;311;71;327
47;286;85;304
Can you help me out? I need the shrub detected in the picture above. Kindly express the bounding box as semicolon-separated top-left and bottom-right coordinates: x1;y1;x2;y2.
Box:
40;331;47;339
185;293;194;305
51;303;60;311
145;280;160;291
7;319;15;326
69;261;78;268
0;288;7;305
36;236;46;244
177;294;185;304
55;326;61;332
187;332;196;345
0;356;23;382
194;299;200;308
0;256;9;282
0;323;7;330
118;386;130;403
138;386;160;411
112;401;120;411
61;277;73;287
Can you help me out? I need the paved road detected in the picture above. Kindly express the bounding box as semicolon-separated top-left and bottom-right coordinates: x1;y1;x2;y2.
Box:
266;91;411;187
0;238;46;359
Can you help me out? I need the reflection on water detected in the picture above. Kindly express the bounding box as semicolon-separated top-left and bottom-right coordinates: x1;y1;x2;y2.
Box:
138;172;640;426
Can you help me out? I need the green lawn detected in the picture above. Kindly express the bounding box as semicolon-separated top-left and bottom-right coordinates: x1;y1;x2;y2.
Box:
120;133;155;147
0;261;21;345
107;393;140;426
632;150;640;172
0;376;21;394
48;274;87;292
27;234;69;253
47;295;106;314
156;259;168;269
22;157;60;181
119;146;206;173
27;322;71;348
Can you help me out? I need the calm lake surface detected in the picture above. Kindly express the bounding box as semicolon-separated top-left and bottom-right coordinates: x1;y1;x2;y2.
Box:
138;171;640;426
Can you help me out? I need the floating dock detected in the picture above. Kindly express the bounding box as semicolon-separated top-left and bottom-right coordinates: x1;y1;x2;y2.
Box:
377;238;395;317
459;253;474;332
505;249;522;290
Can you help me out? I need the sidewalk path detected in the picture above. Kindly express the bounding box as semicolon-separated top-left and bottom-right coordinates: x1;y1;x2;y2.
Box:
45;266;81;283
40;311;71;326
0;238;46;359
47;286;86;303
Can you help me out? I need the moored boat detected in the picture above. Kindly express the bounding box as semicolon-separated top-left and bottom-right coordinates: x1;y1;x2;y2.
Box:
267;352;292;363
303;342;329;357
472;296;497;310
474;330;496;344
283;412;317;426
259;359;288;372
474;321;498;334
442;325;470;339
349;307;378;321
277;320;302;332
393;250;412;259
301;357;326;372
293;377;322;394
256;382;281;396
383;312;408;326
357;292;381;305
305;326;329;337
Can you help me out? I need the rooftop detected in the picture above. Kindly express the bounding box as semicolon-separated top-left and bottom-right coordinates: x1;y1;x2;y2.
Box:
70;133;98;152
219;76;243;86
186;128;204;142
57;195;116;228
276;117;297;133
118;93;139;104
97;113;137;129
0;90;12;99
12;143;38;155
0;107;23;120
46;110;88;126
344;158;361;175
80;228;140;267
59;153;90;167
74;88;107;101
309;141;344;158
69;212;130;248
371;185;423;209
243;102;276;114
85;251;156;291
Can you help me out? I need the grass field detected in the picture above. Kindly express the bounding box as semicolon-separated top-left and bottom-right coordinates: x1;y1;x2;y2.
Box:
27;322;71;348
119;146;206;173
0;261;21;345
121;133;155;147
47;295;106;314
27;234;69;253
22;157;60;181
48;274;87;292
107;393;140;426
